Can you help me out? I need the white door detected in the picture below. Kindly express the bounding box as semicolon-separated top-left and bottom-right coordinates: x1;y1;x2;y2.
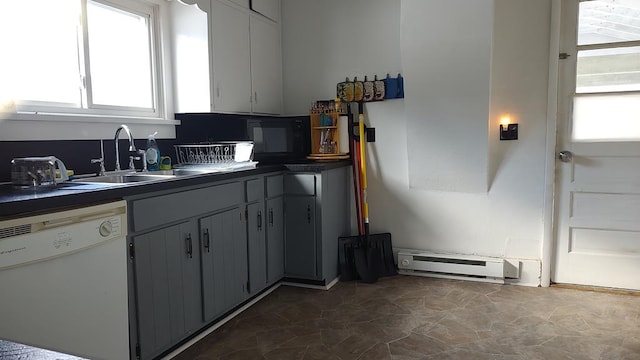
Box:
554;0;640;290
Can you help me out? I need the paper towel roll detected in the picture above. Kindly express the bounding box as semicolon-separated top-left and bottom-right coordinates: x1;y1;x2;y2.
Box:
338;115;349;154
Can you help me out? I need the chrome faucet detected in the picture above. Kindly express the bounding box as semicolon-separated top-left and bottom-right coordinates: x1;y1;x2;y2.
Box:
114;124;137;171
91;139;107;176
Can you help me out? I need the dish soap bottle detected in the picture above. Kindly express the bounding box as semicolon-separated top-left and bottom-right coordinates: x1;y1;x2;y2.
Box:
145;132;160;171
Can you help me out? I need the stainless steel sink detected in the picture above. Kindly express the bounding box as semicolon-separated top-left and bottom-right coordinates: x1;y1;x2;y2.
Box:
73;172;177;184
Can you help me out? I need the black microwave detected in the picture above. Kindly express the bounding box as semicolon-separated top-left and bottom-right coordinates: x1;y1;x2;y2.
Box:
246;116;310;163
175;113;311;164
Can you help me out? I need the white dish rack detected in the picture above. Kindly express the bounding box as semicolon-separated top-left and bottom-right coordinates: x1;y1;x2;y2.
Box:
174;142;254;166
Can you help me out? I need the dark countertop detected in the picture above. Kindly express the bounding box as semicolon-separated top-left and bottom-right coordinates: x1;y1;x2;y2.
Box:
0;160;350;219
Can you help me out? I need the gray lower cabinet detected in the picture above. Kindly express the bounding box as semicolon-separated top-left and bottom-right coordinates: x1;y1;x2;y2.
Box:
247;176;267;295
266;174;285;284
131;220;201;360
284;194;316;278
247;174;285;294
247;200;266;294
200;207;248;322
127;167;347;359
266;196;284;284
284;166;350;284
128;180;246;359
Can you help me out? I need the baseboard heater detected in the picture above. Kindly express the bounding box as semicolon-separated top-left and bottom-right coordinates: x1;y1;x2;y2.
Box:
397;250;520;283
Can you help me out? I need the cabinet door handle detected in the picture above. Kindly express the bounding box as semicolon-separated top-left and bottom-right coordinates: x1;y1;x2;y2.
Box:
186;233;193;259
203;228;210;253
257;210;262;231
307;204;311;224
254;91;258;104
269;208;274;227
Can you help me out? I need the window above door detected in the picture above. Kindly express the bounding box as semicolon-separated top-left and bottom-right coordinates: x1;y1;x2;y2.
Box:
576;0;640;93
572;0;640;141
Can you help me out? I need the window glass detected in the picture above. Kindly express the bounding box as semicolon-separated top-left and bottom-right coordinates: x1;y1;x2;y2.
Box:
0;0;82;106
572;0;640;142
87;1;154;109
0;0;160;118
576;46;640;93
573;93;640;141
578;0;640;46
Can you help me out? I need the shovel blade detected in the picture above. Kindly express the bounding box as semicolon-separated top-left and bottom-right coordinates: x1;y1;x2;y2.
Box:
339;233;397;283
353;246;379;283
368;233;398;277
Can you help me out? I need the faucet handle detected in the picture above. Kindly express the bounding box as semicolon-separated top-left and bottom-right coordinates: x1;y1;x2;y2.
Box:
128;155;140;171
91;157;106;176
137;149;148;172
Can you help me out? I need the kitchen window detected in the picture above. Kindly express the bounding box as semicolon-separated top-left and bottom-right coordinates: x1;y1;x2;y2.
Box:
0;0;165;121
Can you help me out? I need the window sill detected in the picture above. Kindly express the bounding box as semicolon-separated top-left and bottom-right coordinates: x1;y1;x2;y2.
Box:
0;112;180;141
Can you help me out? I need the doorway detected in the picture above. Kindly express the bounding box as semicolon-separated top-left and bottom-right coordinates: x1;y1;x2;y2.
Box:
553;0;640;290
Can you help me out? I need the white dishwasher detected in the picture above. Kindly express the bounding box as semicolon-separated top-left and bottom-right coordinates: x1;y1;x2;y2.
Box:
0;200;129;360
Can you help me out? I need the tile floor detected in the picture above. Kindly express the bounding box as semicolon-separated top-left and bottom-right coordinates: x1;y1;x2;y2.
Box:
0;340;84;360
173;275;640;360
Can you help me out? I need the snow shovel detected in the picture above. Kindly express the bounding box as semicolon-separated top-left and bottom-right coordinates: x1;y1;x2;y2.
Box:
339;103;363;281
339;103;397;282
347;103;364;236
352;103;383;283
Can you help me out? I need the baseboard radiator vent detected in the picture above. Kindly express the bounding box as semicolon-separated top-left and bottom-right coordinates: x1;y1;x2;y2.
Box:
397;250;520;284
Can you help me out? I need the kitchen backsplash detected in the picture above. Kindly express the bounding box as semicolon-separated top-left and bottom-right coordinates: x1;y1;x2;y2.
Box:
0;139;178;182
175;113;249;143
0;113;295;182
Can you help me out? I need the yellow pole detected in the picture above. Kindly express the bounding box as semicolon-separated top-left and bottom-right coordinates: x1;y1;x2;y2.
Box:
358;114;369;223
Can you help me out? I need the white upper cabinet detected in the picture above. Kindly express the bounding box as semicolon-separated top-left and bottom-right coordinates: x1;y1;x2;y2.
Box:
170;1;211;113
228;0;249;9
250;16;282;114
211;0;252;113
250;0;280;22
169;0;282;114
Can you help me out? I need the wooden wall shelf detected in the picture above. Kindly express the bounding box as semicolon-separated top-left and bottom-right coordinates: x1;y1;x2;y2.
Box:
308;112;347;159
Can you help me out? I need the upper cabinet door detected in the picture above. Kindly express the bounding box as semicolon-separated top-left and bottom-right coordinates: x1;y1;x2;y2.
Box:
250;16;282;115
211;0;252;113
169;1;210;113
250;0;279;22
229;0;250;9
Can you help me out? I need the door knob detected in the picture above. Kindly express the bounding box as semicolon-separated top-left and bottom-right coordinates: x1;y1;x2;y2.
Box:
558;150;573;163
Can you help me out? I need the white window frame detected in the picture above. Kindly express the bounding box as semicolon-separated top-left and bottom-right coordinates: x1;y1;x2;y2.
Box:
0;0;177;141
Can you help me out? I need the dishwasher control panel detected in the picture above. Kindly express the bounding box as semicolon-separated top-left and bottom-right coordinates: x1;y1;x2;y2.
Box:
0;202;126;270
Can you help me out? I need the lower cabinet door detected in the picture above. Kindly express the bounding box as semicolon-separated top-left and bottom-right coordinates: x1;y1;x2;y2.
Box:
266;196;284;284
132;221;202;360
248;201;267;294
284;196;316;278
200;207;248;322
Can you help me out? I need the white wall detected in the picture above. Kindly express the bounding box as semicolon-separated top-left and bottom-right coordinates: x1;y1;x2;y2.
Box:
402;0;492;193
281;0;551;286
281;0;402;115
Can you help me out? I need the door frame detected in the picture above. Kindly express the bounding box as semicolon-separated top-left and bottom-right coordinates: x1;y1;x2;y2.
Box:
541;0;563;287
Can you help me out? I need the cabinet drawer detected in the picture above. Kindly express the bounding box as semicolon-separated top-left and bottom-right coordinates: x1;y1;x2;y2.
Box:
266;174;284;197
246;178;265;202
285;174;315;196
132;182;244;231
